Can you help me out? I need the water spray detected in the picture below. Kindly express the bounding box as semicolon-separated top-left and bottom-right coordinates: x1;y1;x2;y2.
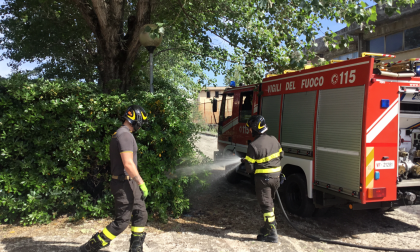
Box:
170;156;242;178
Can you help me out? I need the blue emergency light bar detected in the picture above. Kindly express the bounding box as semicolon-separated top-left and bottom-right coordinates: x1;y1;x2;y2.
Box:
230;81;236;87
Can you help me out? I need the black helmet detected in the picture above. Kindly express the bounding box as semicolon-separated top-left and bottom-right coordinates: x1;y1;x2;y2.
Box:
246;115;268;134
122;105;148;132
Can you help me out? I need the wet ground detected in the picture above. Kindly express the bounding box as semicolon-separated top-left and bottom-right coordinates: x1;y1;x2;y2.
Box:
1;134;420;251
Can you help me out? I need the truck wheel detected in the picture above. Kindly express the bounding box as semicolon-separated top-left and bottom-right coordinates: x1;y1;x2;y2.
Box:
281;173;315;217
225;164;241;184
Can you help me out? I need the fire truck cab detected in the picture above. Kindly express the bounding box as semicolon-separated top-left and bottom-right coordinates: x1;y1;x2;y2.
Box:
215;54;420;217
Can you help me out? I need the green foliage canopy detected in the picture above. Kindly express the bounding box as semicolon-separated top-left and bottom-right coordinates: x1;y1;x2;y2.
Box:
0;75;204;225
1;0;416;90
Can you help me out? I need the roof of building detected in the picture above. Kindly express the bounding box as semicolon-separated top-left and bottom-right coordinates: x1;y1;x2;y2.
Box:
200;86;227;91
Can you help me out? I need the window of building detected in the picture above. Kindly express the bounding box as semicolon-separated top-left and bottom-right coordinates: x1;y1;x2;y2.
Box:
386;32;403;53
215;91;219;98
206;91;211;98
369;37;385;53
367;26;420;54
405;26;420;51
239;91;253;123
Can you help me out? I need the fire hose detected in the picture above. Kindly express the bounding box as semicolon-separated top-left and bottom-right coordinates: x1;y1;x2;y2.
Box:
274;190;420;252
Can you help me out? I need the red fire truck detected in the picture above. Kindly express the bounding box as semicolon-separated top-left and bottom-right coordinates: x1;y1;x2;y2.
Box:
214;53;420;216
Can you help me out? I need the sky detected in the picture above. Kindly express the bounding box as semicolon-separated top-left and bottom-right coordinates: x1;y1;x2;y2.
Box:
0;0;376;86
203;18;349;87
202;0;376;86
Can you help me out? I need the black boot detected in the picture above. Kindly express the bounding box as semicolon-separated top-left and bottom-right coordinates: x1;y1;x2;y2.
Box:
257;221;278;243
79;232;111;252
129;232;146;252
258;218;274;235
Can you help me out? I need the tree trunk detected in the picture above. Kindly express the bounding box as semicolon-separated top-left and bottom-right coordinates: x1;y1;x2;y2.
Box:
97;50;132;93
71;0;152;93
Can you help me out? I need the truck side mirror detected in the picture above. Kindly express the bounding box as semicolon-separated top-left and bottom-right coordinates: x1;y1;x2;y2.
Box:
212;99;218;112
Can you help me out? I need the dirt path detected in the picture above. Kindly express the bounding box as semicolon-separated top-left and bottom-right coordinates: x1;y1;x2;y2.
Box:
194;133;217;160
1;134;420;251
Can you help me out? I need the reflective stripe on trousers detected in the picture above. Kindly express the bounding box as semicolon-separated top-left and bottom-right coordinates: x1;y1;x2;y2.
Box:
263;211;275;222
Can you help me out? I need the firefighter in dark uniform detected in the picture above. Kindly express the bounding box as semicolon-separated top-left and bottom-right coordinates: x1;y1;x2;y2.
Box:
80;105;149;252
242;115;283;243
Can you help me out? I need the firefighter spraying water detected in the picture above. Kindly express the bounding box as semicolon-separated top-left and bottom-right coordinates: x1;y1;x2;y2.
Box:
241;115;284;243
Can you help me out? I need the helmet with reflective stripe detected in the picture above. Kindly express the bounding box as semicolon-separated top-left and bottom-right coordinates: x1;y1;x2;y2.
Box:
122;105;148;132
246;115;268;134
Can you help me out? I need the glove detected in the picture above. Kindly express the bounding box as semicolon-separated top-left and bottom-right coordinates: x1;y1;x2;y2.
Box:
241;158;245;163
280;174;286;185
139;183;148;200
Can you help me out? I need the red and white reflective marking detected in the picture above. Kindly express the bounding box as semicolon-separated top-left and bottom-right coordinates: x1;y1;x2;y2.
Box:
222;117;238;133
366;98;399;143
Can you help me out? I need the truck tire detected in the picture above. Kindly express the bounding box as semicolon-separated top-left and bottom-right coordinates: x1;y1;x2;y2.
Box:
226;165;241;184
281;173;315;217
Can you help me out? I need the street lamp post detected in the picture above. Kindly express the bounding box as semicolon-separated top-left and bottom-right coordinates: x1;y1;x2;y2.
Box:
146;46;156;93
139;24;163;94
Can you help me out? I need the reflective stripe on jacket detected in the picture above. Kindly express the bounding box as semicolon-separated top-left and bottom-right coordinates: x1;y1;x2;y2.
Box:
244;134;283;174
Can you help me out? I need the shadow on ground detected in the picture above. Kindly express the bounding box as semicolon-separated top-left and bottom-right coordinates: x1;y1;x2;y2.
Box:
1;237;79;252
2;164;419;252
182;168;420;244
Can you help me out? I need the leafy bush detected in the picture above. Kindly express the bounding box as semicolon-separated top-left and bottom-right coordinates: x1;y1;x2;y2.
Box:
0;74;204;225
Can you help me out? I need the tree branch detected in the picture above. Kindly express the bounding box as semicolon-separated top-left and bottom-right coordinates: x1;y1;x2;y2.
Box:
127;0;150;49
151;47;239;63
90;0;108;37
111;0;126;40
70;0;97;33
167;0;185;27
176;0;252;57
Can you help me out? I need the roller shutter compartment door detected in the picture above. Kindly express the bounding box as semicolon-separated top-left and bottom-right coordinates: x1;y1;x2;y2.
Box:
261;95;282;138
315;86;365;194
281;91;317;150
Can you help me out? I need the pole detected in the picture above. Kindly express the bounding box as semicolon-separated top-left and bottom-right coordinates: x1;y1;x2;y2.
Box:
149;52;154;93
358;33;363;57
146;46;156;94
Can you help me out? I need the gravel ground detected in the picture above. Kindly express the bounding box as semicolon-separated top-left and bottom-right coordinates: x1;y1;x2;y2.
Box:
1;134;420;252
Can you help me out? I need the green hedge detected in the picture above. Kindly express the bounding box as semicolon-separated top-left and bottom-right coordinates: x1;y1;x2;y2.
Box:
0;74;203;225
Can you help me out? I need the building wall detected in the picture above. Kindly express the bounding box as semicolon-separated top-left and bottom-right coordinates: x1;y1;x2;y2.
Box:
326;39;420;63
386;49;420;63
197;88;225;104
313;2;420;62
317;40;359;60
198;101;220;124
197;87;226;124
